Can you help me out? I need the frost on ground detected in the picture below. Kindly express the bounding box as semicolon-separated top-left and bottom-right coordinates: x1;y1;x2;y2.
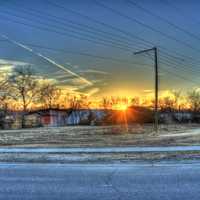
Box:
0;124;199;147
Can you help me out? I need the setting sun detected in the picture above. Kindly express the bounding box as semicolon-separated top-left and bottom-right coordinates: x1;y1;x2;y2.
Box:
113;104;128;111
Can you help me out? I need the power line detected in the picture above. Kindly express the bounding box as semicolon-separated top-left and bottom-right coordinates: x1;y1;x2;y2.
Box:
1;0;200;84
145;51;200;82
1;38;198;86
43;1;164;48
2;0;143;48
0;9;135;52
146;46;200;76
0;31;198;86
0;14;134;52
161;0;200;26
44;0;200;65
1;6;200;69
0;6;188;70
144;52;200;84
158;53;200;74
0;12;175;72
1;37;199;78
145;55;200;85
93;0;200;53
126;0;200;42
0;40;152;68
160;57;200;78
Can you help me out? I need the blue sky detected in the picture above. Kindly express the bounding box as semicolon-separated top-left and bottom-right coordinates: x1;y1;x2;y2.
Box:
0;0;200;98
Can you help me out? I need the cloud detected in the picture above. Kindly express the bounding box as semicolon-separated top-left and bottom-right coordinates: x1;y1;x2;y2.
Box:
0;59;30;74
78;69;110;75
0;65;14;73
192;87;200;92
71;77;91;85
0;59;28;67
72;65;79;69
37;53;92;85
86;88;100;96
90;79;105;84
143;89;153;93
59;85;80;91
58;77;86;85
158;72;165;76
1;35;92;87
55;74;75;80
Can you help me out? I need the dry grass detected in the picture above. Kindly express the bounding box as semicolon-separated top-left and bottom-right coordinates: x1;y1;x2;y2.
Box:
0;124;199;147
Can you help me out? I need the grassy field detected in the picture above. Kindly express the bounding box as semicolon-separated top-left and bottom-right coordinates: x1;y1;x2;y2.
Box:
0;124;199;147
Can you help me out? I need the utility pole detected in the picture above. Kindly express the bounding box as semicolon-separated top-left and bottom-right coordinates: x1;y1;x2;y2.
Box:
134;47;159;133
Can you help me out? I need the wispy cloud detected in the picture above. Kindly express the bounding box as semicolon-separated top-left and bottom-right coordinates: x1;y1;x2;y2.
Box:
55;74;75;80
0;59;28;67
78;69;110;75
86;88;100;96
0;35;103;97
0;59;30;74
0;65;14;73
143;89;153;93
73;65;79;69
191;87;200;92
158;72;165;76
1;35;93;87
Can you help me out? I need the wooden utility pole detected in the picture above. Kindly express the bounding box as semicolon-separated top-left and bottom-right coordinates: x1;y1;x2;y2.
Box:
134;47;159;132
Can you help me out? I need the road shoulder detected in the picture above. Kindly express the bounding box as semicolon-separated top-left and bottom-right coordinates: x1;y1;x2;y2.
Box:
0;146;200;164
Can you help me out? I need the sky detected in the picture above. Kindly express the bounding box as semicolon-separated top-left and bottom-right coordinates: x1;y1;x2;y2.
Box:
0;0;200;99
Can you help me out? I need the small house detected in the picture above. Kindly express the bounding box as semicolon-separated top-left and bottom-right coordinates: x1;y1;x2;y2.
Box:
66;109;106;125
26;108;69;127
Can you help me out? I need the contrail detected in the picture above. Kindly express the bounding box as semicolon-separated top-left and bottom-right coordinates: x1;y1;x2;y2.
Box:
1;34;92;86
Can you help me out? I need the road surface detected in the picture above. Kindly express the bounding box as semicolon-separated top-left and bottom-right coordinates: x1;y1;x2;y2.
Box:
0;163;200;200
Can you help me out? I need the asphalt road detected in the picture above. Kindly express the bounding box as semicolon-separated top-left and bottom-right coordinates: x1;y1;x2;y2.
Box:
0;163;200;200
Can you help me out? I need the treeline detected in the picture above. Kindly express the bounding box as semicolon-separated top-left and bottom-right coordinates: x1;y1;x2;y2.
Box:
0;66;200;127
0;66;90;127
101;91;200;112
1;66;200;112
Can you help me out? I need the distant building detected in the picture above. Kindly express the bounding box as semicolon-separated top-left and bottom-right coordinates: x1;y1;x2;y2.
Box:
2;111;22;129
24;108;106;127
66;109;106;125
159;111;193;123
26;109;69;127
1;107;199;129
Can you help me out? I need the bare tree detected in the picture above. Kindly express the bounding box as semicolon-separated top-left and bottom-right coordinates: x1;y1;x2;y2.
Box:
172;90;182;110
67;95;90;110
40;83;61;109
159;96;174;111
0;74;11;128
130;96;140;107
68;96;81;110
67;95;92;125
9;66;40;128
101;97;111;109
0;74;9;108
187;90;200;112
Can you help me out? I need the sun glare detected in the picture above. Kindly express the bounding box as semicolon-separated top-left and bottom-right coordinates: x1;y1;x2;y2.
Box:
114;104;128;111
